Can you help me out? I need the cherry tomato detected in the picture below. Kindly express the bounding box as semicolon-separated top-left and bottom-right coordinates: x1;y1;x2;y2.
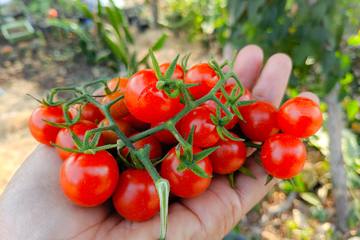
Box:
178;106;219;147
161;147;212;198
238;101;278;141
113;169;159;221
107;77;128;92
122;114;150;131
99;118;134;144
69;103;104;124
184;63;219;99
151;121;177;145
121;135;163;161
160;63;184;80
277;97;323;138
28;105;65;145
60;151;119;207
260;133;307;179
209;133;247;174
102;91;128;120
125;69;184;123
55;120;103;160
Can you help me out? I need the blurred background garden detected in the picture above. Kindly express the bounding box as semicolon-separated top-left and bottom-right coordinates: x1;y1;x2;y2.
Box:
0;0;359;239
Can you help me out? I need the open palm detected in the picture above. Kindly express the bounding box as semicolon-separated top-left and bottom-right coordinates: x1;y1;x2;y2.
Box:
0;45;318;240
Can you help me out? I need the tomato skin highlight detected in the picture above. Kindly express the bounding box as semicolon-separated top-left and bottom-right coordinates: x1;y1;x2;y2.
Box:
55;120;103;160
69;103;104;124
238;101;278;142
28;105;65;145
125;69;184;123
277;97;323;138
178;106;219;148
184;63;219;99
160;147;212;198
209;133;247;174
60;151;119;207
160;63;184;80
121;135;163;161
113;169;160;221
260;133;307;179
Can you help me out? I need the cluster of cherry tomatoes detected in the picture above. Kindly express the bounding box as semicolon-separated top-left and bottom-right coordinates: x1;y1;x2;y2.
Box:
28;60;322;223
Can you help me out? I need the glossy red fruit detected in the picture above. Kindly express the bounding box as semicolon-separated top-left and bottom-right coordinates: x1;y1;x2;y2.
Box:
107;77;128;92
260;133;307;179
121;135;162;161
160;63;184;80
277;97;323;138
60;151;119;207
28;105;65;145
69;103;104;124
113;169;159;221
125;69;184;123
55;120;103;160
209;133;247;174
238;101;278;141
184;63;219;99
102;91;128;120
160;147;212;198
122;114;150;131
178;106;219;147
151;121;177;145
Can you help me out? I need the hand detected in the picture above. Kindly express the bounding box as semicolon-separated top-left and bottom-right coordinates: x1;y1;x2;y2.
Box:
0;45;319;240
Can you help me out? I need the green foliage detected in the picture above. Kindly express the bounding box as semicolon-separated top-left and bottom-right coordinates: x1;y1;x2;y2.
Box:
47;0;167;75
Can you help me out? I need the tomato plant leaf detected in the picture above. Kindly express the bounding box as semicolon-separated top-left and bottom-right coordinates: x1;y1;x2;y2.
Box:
193;146;219;163
189;164;210;178
238;166;256;179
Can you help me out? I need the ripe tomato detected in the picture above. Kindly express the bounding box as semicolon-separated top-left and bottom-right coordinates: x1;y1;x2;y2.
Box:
151;121;177;145
113;169;159;221
125;69;183;123
99;118;134;144
107;77;128;92
102;91;128;120
277;97;323;138
55;120;103;160
160;147;212;198
260;133;307;179
160;63;184;80
60;151;119;207
122;114;150;131
178;106;219;147
121;135;163;161
28;105;65;145
238;101;278;142
69;103;104;124
209;133;247;174
184;63;219;99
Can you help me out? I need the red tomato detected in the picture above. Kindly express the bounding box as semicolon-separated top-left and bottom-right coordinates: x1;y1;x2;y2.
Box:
99;118;134;144
121;135;163;161
178;106;219;147
151;121;177;145
160;147;212;198
260;133;307;179
28;105;65;145
107;77;128;92
60;151;119;207
55;120;103;160
113;169;159;221
184;63;219;99
238;101;278;141
209;133;247;174
69;103;104;124
160;63;184;80
125;69;184;123
122;114;150;131
102;91;128;120
277;97;323;138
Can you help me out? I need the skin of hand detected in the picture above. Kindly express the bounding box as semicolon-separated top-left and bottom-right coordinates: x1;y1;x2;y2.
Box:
0;45;319;240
